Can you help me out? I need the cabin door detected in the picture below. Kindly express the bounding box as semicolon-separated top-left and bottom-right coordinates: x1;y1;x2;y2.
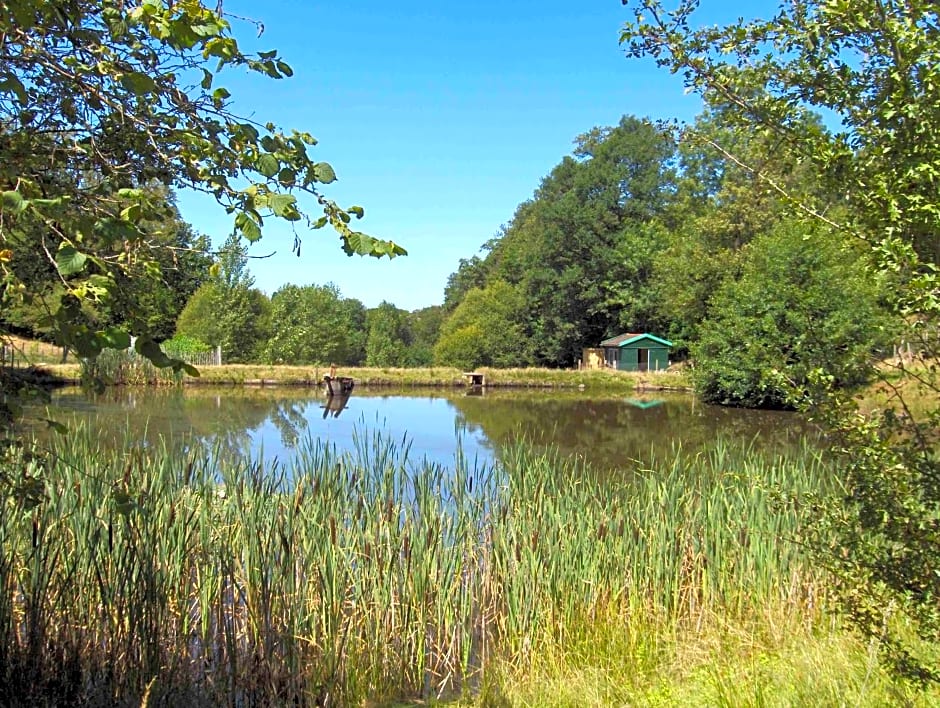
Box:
637;348;649;372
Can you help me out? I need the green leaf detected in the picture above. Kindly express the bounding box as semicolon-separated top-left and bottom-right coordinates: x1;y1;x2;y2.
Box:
120;72;158;95
0;190;27;214
348;205;365;219
0;73;27;104
56;246;87;276
314;162;337;184
135;337;172;367
235;211;262;241
268;193;298;218
256;154;280;178
260;135;278;152
182;363;200;377
41;419;68;435
100;328;131;350
120;203;142;221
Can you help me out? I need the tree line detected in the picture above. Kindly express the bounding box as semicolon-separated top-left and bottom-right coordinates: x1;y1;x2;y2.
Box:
168;233;443;368
438;110;896;407
3;107;899;410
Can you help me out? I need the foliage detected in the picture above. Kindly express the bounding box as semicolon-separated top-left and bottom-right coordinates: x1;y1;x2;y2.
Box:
432;323;486;372
693;221;895;408
649;106;835;352
434;281;527;369
0;0;404;407
402;305;444;366
443;255;488;313
161;333;210;356
174;234;270;362
621;0;940;683
261;283;365;365
443;116;677;367
365;301;410;367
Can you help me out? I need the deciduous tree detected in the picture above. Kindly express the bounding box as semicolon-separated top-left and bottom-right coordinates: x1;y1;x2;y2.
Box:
622;0;940;682
0;0;403;382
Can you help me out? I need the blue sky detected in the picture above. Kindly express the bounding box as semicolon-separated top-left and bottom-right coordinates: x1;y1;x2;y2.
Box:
176;1;778;311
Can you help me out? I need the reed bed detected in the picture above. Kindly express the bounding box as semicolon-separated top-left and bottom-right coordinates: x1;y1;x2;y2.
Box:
0;429;833;705
80;348;184;386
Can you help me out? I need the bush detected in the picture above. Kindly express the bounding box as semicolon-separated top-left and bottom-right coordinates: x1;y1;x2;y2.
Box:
693;222;895;408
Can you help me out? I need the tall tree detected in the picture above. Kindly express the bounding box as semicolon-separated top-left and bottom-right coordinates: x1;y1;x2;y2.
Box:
262;283;365;366
365;302;410;367
649;105;835;351
694;220;893;407
447;115;677;367
404;305;444;366
174;233;270;362
434;281;527;369
622;0;940;682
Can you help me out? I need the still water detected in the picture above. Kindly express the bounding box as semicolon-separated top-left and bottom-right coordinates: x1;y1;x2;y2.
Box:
31;386;818;472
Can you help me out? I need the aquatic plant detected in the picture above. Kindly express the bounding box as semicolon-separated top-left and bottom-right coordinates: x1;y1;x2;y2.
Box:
0;430;833;705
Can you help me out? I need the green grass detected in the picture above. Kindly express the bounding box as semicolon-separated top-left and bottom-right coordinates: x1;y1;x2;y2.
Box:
0;428;928;705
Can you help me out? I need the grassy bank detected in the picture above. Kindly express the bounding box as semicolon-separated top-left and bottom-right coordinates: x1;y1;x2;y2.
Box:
2;429;928;705
40;358;692;391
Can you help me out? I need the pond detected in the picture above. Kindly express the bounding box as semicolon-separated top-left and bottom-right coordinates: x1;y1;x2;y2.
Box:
28;385;819;472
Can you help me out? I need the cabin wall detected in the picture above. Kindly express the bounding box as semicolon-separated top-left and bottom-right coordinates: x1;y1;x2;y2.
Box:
620;343;669;371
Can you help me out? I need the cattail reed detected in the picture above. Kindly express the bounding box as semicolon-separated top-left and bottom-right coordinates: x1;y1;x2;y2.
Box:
0;429;834;705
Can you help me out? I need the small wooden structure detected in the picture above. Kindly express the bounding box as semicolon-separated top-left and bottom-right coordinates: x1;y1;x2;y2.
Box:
581;348;605;370
463;372;486;387
323;375;355;396
595;333;673;372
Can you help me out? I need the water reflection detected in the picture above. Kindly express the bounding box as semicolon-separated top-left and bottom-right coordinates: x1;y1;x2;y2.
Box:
29;386;819;471
321;392;352;419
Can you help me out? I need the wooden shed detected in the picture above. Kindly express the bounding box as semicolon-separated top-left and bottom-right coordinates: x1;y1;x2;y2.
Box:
598;333;673;372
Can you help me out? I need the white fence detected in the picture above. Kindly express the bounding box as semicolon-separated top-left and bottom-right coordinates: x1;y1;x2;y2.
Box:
168;346;223;367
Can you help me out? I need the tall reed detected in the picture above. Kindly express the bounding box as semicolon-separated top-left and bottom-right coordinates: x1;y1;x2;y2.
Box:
80;348;184;386
0;428;834;705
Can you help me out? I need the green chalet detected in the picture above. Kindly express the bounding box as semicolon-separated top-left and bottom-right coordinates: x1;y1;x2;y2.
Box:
597;333;673;372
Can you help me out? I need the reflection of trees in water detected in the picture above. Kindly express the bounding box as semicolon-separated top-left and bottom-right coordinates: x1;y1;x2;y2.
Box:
36;387;820;474
447;391;818;473
42;387;319;458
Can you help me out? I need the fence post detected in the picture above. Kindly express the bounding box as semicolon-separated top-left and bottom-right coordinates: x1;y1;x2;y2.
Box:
215;345;222;366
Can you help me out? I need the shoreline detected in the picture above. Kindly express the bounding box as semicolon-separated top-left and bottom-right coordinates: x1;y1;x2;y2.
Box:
31;363;694;392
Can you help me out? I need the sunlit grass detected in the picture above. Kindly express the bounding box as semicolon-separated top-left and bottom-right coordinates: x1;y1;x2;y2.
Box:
40;361;691;391
0;426;855;705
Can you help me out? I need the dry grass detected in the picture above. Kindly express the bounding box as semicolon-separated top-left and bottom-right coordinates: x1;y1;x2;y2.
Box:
0;335;68;365
35;361;693;391
857;357;938;420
